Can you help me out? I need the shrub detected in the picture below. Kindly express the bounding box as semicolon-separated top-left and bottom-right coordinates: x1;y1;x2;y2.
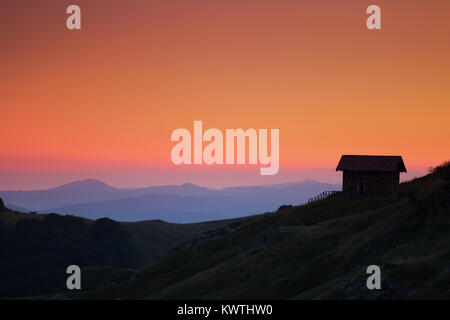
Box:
428;161;450;175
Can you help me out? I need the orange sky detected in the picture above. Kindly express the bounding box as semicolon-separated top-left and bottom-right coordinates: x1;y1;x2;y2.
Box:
1;0;449;189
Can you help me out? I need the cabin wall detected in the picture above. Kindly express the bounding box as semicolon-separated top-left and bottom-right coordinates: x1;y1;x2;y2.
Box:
342;171;399;196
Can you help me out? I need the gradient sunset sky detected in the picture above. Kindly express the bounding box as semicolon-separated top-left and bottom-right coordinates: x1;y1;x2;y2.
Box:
1;0;449;189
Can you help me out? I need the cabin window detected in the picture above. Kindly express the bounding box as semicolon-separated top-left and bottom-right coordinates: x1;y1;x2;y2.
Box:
357;180;365;195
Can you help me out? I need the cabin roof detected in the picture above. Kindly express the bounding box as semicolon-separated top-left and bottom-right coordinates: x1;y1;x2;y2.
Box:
336;155;407;172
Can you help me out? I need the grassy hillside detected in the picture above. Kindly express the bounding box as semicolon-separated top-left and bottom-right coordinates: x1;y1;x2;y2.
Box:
72;163;450;300
0;201;238;298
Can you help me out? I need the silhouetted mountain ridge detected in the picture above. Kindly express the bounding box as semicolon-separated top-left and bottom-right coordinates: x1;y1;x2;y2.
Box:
1;162;449;299
71;162;450;299
0;202;242;298
0;180;341;222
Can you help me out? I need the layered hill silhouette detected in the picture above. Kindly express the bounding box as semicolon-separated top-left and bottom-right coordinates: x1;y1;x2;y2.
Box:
0;204;242;298
71;162;450;299
0;180;340;223
1;162;449;299
0;180;217;211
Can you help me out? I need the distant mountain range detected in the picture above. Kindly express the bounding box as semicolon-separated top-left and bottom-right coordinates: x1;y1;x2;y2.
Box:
0;179;341;223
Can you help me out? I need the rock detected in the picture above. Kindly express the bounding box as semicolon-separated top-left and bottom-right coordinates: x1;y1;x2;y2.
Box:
0;197;5;210
277;205;293;212
273;275;292;287
439;264;450;278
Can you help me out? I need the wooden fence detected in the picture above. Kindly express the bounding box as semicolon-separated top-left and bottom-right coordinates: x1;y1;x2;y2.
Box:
307;191;340;204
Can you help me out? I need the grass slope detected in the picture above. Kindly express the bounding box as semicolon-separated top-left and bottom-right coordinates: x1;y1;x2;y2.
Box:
74;164;450;300
0;203;239;298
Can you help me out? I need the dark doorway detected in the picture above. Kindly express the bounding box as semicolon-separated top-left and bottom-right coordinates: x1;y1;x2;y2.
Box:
358;180;365;195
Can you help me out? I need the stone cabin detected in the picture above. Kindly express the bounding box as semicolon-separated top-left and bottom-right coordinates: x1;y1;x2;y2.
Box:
336;155;407;196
